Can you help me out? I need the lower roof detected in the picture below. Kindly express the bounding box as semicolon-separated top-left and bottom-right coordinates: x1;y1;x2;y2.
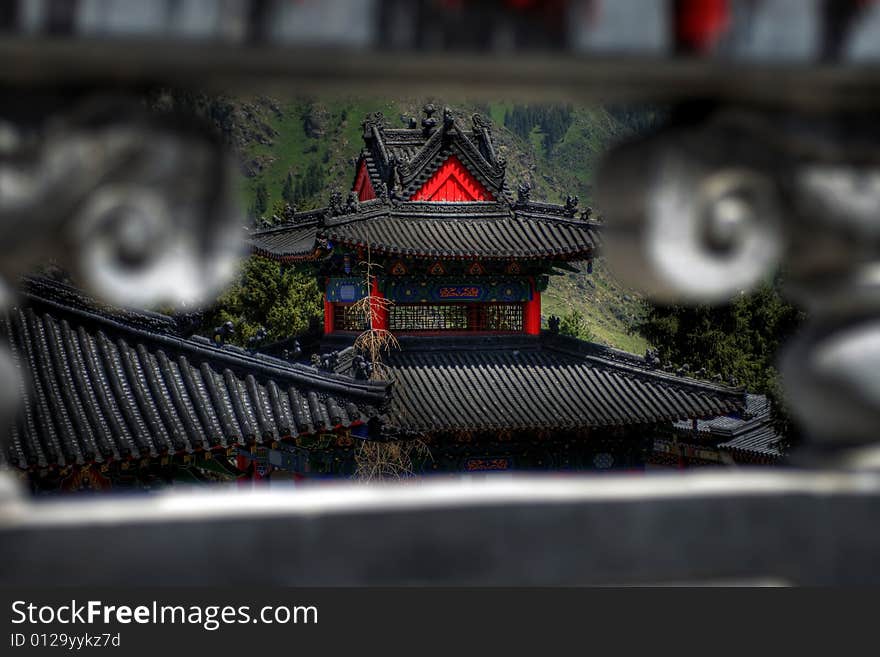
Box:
331;333;746;435
673;394;783;459
3;278;389;469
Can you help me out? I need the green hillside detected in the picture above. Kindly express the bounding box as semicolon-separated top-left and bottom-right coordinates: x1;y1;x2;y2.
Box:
211;95;652;354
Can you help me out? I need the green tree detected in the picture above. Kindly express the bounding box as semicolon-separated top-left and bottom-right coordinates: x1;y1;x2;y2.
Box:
202;256;322;347
252;182;268;219
281;172;295;204
635;276;804;441
559;309;593;342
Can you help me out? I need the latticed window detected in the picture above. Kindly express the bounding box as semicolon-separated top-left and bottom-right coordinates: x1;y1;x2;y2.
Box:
389;303;524;332
333;304;369;332
390;305;468;331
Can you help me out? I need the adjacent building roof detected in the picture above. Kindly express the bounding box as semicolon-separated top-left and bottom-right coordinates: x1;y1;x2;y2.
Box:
250;212;321;262
2;278;389;469
249;107;599;262
331;333;746;435
673;394;783;461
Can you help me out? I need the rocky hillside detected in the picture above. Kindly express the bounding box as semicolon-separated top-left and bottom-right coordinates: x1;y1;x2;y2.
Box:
199;95;658;353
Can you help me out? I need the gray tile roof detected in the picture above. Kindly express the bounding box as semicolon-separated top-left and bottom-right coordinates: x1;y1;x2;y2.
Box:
673;394;783;459
323;203;598;259
3;278;389;469
251;200;598;261
334;334;746;435
250;221;319;261
249;108;598;262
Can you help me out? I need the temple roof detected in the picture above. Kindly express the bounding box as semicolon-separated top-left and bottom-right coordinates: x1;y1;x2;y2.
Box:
331;333;746;435
252;199;598;261
249;107;599;262
327;201;598;259
673;394;783;461
3;278;389;469
360;107;508;201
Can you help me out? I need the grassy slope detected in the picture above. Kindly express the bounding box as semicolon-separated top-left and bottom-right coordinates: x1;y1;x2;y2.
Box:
231;96;649;354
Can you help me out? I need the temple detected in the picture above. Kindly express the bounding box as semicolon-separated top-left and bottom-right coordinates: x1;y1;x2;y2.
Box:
2;106;774;492
247;105;748;477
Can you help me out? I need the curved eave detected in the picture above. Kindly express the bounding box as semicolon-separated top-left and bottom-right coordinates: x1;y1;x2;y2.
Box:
10;418;370;472
323;235;595;260
250;245;322;263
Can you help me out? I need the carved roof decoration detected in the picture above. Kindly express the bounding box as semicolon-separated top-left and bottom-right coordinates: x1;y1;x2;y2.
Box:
249;105;599;261
359;106;507;200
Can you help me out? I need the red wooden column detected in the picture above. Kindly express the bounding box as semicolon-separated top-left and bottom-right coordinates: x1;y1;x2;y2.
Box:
524;278;541;335
323;278;334;335
370;276;389;331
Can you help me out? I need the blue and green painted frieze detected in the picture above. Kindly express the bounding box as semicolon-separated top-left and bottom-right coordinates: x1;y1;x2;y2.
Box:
326;277;368;303
382;277;532;303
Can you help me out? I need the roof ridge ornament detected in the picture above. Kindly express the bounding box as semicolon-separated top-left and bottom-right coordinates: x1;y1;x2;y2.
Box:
362;111;386;134
472;113;498;164
273;202;299;225
346;191;360;214
212;321;235;346
443;106;455;131
377;181;390;204
327;189;345;216
173;310;203;338
246;327;268;351
517;182;532;206
421;104;439;135
564;195;579;217
472;113;492;132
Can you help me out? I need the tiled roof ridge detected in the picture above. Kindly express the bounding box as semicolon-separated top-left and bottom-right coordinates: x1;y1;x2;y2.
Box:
376;332;738;395
539;332;746;397
20;276;180;335
252;209;324;234
15;277;390;405
254;198;602;233
365;108;505;199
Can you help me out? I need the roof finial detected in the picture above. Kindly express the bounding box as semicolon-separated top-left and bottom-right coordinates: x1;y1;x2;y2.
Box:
346;191;360;213
328;189;345;216
318;351;339;372
421;103;438;134
472;113;491;131
246;327;268;351
212;321;235;346
443;106;455;130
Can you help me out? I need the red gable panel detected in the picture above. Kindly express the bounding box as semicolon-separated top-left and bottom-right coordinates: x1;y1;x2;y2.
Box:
353;159;376;201
411;155;494;202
